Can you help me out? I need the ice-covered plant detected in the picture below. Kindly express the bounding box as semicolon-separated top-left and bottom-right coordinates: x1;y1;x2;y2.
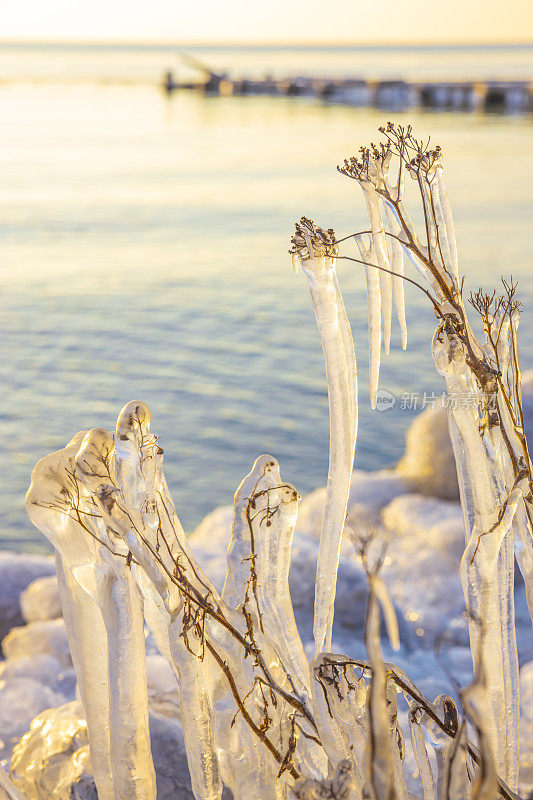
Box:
332;123;532;792
21;123;529;800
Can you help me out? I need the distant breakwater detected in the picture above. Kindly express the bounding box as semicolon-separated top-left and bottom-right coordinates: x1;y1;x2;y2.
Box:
163;71;533;114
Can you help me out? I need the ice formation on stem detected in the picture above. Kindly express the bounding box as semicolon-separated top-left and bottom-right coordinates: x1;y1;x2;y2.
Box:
289;218;358;656
25;405;522;800
26;431;156;800
23;123;529;800
337;122;533;792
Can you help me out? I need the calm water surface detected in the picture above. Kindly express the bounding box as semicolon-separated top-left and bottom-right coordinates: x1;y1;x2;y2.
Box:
1;45;532;550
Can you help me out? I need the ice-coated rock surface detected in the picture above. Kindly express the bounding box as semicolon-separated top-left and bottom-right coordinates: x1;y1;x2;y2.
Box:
0;553;56;645
145;655;179;719
9;702;196;800
298;469;409;539
2;619;71;668
20;577;61;624
396;404;459;501
380;493;465;641
0;678;67;762
1;386;532;798
0;653;74;694
391;368;533;507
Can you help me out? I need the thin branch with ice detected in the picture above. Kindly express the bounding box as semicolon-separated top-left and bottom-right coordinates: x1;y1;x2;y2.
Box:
290;218;358;656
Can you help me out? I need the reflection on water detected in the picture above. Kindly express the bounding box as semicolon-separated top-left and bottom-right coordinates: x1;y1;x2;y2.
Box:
1;46;532;549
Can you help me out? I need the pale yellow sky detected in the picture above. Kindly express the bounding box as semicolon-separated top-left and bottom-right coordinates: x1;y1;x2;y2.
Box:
2;0;532;43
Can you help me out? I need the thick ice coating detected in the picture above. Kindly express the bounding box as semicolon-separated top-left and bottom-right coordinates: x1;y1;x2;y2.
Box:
26;429;156;800
290;218;358;656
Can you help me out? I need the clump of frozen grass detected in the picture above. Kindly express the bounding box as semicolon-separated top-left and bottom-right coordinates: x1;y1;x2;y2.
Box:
21;124;530;800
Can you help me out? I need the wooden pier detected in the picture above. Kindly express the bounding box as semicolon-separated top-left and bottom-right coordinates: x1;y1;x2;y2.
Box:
163;68;533;113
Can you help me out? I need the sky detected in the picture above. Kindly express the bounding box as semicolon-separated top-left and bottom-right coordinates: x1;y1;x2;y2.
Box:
2;0;532;44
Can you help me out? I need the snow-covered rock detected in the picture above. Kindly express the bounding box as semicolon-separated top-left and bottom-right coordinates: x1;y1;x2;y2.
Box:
9;702;195;800
2;619;71;668
381;492;466;646
20;576;61;624
0;553;56;646
392;368;533;506
191;505;233;593
0;679;67;762
298;469;409;540
146;655;179;719
0;653;67;692
396;404;459;501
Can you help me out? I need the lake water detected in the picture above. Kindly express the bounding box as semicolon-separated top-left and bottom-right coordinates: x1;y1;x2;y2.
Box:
1;43;532;550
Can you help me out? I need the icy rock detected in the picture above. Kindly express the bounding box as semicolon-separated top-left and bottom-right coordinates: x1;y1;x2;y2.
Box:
0;765;28;800
346;469;409;533
0;553;56;646
397;404;459;501
297;470;409;540
146;655;179;719
9;702;96;800
189;505;233;593
0;653;69;694
381;493;465;643
148;714;194;800
0;678;67;762
2;619;71;668
10;702;196;800
20;577;61;624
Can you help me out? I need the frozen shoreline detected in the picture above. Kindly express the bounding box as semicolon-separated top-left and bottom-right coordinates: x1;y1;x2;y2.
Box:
1;402;532;797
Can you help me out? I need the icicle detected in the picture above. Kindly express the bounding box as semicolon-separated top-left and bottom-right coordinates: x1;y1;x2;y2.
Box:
462;681;499;800
73;548;156;800
361;187;392;354
386;686;410;800
306;252;357;655
26;435;116;800
292;219;357;656
79;416;224;800
434;166;459;282
71;428;156;800
27;431;158;800
355;234;381;408
292;252;302;273
383;203;407;350
419;696;470;800
409;709;435;800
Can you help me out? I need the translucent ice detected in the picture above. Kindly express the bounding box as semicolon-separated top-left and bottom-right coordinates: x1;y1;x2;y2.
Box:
26;429;156;800
290;219;358;656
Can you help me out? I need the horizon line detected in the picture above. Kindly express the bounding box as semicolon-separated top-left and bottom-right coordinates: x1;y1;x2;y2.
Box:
1;37;532;48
